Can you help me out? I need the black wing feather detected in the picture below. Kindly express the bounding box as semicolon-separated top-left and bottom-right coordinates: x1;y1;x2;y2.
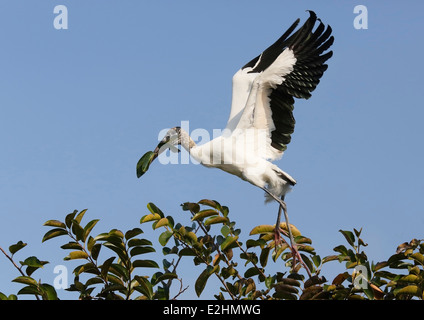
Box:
242;18;300;71
241;11;334;152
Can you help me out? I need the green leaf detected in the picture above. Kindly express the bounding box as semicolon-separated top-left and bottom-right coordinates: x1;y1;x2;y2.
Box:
155;273;178;284
192;209;218;221
339;230;355;247
71;220;85;241
74;209;87;224
87;236;95;252
181;202;200;213
332;272;350;285
179;248;196;256
112;229;125;238
300;254;314;273
410;252;424;265
294;236;312;244
163;259;172;269
128;238;153;247
64;251;89;260
130;246;156;257
399;274;420;283
43;220;66;229
221;206;229;217
189;230;200;241
146;202;164;218
95;229;125;244
61;242;83;250
0;292;17;300
125;228;143;240
133;260;159;268
65;210;78;228
106;276;125;288
204;216;228;226
91;244;101;260
20;256;46;268
298;244;316;254
74;262;98;276
163;246;178;256
181;202;200;214
246;239;266;249
394;285;422;298
321;255;339;264
195;265;218;297
13;276;38;286
353;228;362;238
24;258;49;277
198;199;221;209
241;252;258;264
304;275;327;289
272;243;289;262
39;284;58;300
42;228;68;242
101;257;115;279
221;225;231;237
136;151;157;178
244;267;261;278
9;241;27;255
312;255;321;268
109;264;129;281
158;230;173;246
220;236;238;251
134;276;153;299
7;294;18;300
373;261;388;272
153;218;170;229
83;219;99;241
274;283;299;294
279;223;301;237
140;213;162;224
102;242;128;262
260;247;270;267
249;225;275;235
17;286;41;296
333;245;348;255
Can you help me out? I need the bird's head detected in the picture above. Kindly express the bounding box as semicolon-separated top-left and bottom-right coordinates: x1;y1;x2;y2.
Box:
154;127;182;155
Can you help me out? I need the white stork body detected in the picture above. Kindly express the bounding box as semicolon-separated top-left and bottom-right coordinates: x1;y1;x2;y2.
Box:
144;11;334;273
159;10;334;202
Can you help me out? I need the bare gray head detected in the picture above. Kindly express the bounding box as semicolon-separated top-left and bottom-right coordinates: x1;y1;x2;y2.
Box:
153;126;180;155
154;126;196;156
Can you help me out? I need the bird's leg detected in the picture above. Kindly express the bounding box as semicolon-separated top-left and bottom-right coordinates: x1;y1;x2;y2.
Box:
261;188;312;277
273;203;291;248
275;203;283;244
261;188;295;245
273;198;291;244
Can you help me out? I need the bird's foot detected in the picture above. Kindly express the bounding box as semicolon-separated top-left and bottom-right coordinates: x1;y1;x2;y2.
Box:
274;226;282;246
273;225;312;277
274;225;290;247
289;243;312;278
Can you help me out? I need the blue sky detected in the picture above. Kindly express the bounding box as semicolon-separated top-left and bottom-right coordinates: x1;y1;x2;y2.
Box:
1;1;423;299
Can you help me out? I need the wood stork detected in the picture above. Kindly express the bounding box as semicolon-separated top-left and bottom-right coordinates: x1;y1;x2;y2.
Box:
138;11;333;274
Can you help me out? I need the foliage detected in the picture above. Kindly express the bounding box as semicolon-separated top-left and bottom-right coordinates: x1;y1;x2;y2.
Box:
1;200;423;300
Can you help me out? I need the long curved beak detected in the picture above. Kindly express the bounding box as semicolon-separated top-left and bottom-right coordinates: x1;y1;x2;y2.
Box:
154;136;170;155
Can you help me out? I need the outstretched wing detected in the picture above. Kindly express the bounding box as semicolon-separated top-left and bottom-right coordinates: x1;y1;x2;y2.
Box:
226;11;334;159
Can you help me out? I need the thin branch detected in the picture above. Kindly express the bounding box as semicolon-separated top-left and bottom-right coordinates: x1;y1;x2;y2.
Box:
189;208;244;282
0;246;40;301
0;246;25;277
172;229;237;300
171;278;189;300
